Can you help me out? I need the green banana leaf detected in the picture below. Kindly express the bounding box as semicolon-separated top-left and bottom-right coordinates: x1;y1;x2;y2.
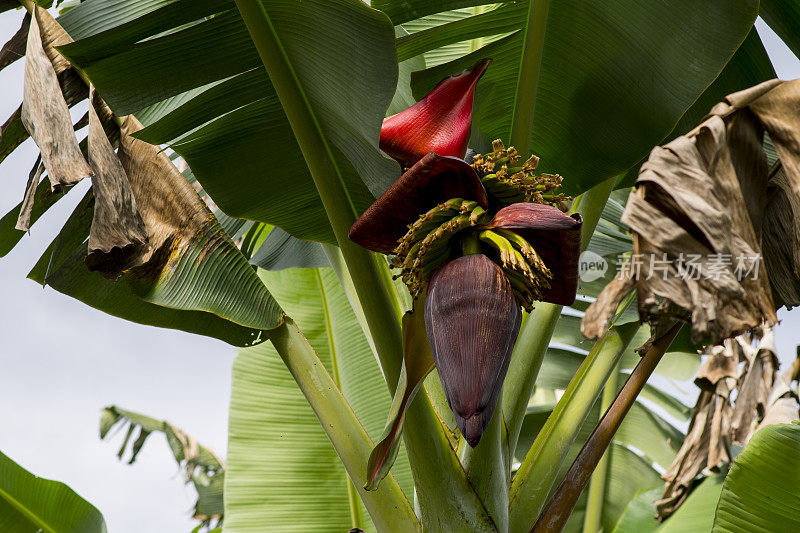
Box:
612;474;726;533
760;0;800;59
373;0;490;25
44;0;760;242
618;26;776;188
99;405;225;529
0;450;107;532
25;188;276;347
609;488;663;533
225;266;412;532
712;423;800;532
249;228;330;271
400;5;516;68
388;25;427;116
56;0;400;245
397;0;759;195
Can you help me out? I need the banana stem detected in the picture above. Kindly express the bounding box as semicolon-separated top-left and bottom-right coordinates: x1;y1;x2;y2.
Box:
502;176;616;457
462;231;482;255
581;360;619;533
530;321;683;533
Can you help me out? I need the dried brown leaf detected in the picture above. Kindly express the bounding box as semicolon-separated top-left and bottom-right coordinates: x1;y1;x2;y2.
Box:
85;88;148;279
658;326;796;519
694;341;740;391
753;350;800;434
763;167;800;307
657;364;734;517
580;263;635;338
656;338;746;518
0;10;86;169
113;116;224;280
583;80;800;344
707;379;733;469
730;330;777;443
33;6;85;105
21;5;91;191
656;389;714;517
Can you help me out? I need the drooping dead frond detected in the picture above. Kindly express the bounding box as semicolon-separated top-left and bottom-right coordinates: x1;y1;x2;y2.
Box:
1;8;86;172
583;80;800;344
116;116;225;273
32;5;85;105
657;327;800;520
656;340;739;518
84;88;148;279
730;330;778;444
656;340;739;519
753;349;800;432
20;4;91;191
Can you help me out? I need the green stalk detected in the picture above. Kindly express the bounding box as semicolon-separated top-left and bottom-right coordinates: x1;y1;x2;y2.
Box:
268;319;419;532
581;362;619;533
507;320;639;533
403;398;500;532
235;0;404;387
462;232;482;255
502;177;616;456
316;270;364;530
509;0;551;152
501;301;560;456
531;322;683;533
461;398;510;533
324;244;408;360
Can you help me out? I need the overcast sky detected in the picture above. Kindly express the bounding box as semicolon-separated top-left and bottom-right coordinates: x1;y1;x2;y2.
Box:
0;9;799;533
0;7;230;530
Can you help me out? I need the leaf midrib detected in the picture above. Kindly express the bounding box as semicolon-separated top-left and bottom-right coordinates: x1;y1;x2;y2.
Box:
0;484;59;533
233;0;359;223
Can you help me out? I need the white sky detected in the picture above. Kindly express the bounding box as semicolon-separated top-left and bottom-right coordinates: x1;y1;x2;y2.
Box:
0;9;799;533
0;8;230;531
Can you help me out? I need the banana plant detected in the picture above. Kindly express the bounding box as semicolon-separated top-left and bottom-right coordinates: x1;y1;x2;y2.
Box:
2;0;800;531
99;405;226;531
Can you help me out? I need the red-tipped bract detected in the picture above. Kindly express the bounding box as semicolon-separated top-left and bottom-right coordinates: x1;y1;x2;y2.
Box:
380;59;491;166
424;254;522;447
